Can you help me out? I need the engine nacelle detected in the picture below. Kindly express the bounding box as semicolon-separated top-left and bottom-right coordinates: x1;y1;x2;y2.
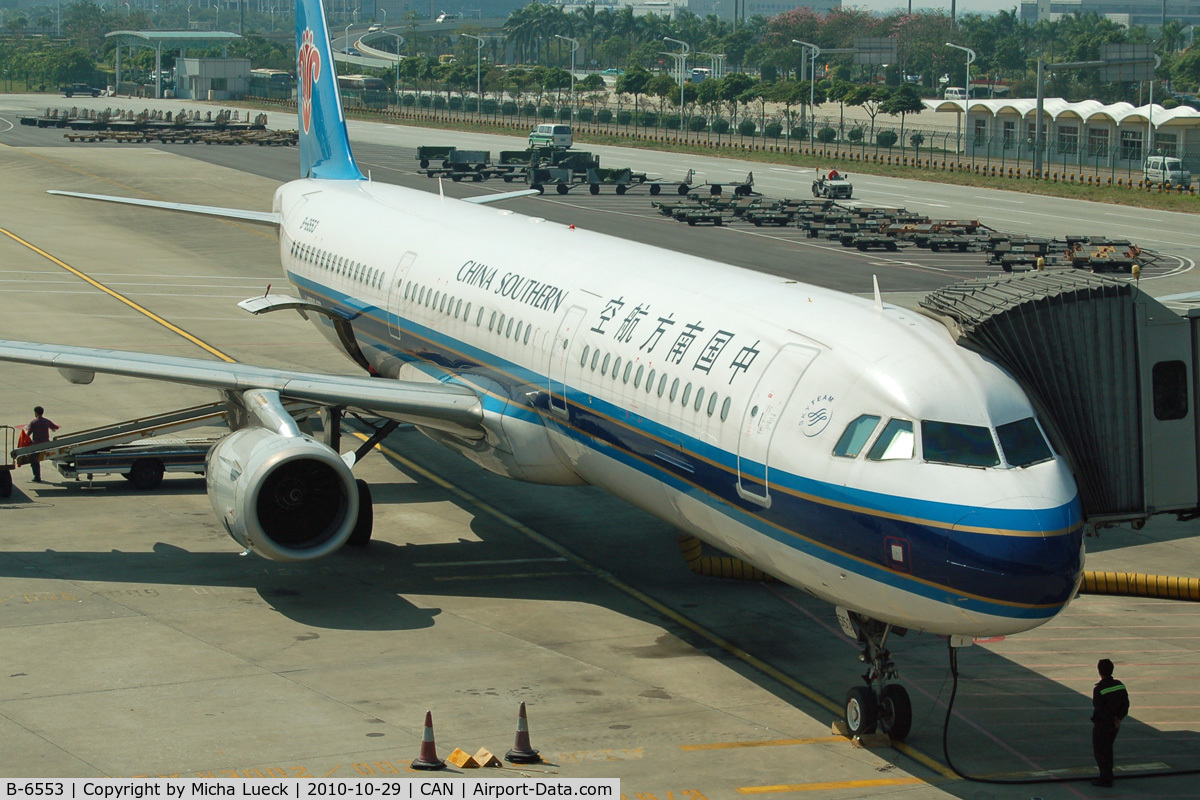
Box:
206;427;358;561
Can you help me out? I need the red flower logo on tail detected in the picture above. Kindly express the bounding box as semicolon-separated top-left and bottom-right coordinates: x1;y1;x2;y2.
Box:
298;28;321;134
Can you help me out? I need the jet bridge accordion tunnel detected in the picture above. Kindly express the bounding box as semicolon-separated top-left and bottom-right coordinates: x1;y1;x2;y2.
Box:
920;271;1200;531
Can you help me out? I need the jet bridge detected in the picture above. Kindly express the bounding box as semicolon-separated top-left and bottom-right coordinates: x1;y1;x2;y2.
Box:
921;271;1200;527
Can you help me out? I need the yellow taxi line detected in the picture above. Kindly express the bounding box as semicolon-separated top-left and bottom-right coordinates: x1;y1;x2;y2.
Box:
0;228;236;362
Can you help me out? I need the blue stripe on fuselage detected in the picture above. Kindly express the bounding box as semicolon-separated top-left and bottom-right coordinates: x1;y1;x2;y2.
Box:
287;268;1083;618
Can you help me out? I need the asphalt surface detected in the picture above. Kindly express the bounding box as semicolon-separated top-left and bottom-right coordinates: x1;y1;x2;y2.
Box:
1;94;1200;796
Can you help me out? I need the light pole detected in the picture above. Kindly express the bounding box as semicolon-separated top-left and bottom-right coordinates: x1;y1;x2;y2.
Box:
461;33;484;112
187;4;192;26
792;39;819;148
345;23;352;54
385;31;404;104
697;51;726;80
946;42;975;155
664;36;689;125
555;34;579;119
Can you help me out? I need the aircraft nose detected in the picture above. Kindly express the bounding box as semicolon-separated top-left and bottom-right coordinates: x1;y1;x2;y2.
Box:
947;493;1084;611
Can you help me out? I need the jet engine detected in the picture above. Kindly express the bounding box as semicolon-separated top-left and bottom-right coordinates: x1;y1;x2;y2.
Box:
206;427;359;561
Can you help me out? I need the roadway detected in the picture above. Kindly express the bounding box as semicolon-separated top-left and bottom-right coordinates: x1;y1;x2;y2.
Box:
1;94;1200;794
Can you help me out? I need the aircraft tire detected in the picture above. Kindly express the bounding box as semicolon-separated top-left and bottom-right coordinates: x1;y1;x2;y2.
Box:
589;184;600;195
649;184;660;196
844;686;878;736
557;184;569;195
616;185;627;195
420;159;430;168
347;479;373;547
0;469;12;498
129;458;165;491
878;684;912;741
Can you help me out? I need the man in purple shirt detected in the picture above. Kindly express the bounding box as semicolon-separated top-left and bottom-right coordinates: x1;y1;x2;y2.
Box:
25;406;60;482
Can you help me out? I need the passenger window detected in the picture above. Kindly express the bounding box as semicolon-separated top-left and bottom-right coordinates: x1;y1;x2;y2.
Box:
646;369;655;393
591;350;599;370
506;318;514;338
433;291;440;309
658;373;668;397
1153;360;1189;421
833;414;881;458
921;420;999;467
476;307;484;326
464;302;471;321
613;357;622;378
670;378;680;402
997;418;1053;468
681;382;692;406
489;311;496;331
439;294;447;313
581;345;590;367
720;397;731;421
404;281;411;300
524;326;531;345
602;353;611;374
419;286;426;305
707;392;718;416
497;313;506;334
515;321;523;341
694;387;705;412
867;419;915;461
634;365;643;388
455;299;462;318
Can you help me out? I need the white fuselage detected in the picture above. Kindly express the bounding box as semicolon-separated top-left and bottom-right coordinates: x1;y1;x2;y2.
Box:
272;178;1085;638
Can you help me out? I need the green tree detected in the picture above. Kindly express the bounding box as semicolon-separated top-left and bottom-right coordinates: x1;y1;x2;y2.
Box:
614;64;651;126
879;84;923;150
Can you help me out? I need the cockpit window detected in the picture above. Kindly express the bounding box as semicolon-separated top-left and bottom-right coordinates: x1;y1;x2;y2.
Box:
997;417;1053;468
833;414;881;458
867;419;914;461
921;420;1000;467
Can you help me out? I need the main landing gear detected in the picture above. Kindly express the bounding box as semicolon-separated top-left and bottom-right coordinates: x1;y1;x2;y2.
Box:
837;607;912;741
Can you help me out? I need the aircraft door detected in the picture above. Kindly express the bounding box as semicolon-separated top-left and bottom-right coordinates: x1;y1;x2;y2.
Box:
736;343;820;507
548;305;587;416
386;251;418;338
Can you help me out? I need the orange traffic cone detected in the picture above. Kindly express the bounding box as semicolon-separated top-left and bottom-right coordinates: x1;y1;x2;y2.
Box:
504;702;541;764
411;711;446;770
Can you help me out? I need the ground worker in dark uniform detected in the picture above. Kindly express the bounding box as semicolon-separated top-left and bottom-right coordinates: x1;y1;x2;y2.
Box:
1091;658;1130;787
25;406;60;483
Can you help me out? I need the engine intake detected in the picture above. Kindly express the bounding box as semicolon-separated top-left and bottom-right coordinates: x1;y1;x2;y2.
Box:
207;427;358;561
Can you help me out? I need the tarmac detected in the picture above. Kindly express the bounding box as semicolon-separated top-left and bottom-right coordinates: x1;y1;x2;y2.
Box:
1;95;1200;798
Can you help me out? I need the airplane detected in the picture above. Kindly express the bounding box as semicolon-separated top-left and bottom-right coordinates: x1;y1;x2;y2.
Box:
0;0;1084;742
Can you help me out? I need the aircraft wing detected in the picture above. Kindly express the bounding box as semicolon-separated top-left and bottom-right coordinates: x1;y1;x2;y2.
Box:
0;340;482;436
46;191;282;226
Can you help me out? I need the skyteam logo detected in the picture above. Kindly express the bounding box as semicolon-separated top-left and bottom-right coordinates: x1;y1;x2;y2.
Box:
801;393;834;437
297;28;321;134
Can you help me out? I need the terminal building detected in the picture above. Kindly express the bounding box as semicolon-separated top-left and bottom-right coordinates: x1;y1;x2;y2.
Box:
1020;0;1200;28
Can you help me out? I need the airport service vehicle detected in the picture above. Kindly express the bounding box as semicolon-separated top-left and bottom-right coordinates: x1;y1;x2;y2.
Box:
0;426;14;498
1144;156;1191;187
60;83;101;98
812;172;853;199
528;123;573;149
0;0;1084;742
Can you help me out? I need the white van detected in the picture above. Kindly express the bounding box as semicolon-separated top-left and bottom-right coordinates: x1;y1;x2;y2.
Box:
944;87;967;101
529;123;573;149
1144;155;1191;187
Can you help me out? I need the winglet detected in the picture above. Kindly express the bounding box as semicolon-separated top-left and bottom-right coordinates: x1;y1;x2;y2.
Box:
873;275;883;312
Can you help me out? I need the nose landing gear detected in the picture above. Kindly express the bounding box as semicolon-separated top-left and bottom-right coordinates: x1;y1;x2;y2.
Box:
837;607;912;741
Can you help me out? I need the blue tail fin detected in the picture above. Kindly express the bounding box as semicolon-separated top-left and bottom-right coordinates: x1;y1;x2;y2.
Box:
295;0;364;180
